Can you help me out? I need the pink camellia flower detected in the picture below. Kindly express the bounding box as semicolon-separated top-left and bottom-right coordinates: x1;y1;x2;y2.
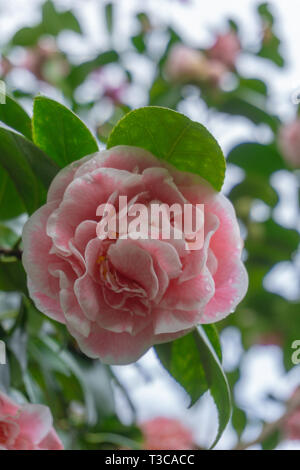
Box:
0;391;63;450
141;417;195;450
278;120;300;168
22;145;248;364
207;32;241;69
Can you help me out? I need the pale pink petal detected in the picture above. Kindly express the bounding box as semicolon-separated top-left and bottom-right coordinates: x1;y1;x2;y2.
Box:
47;153;94;204
75;145;160;177
69;321;155;365
38;429;64;450
60;285;91;337
0;392;20;417
134;239;182;280
108;239;159;300
202;194;248;322
17;404;52;445
47;168;144;254
22;202;61;298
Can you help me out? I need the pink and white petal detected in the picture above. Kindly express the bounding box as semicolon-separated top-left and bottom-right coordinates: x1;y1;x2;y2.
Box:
134;239;182;280
0;419;19;447
201;194;248;322
27;278;65;324
74;273;146;334
17;404;53;445
179;212;219;283
47;153;95;204
108;239;159;300
22;201;61;297
154;328;194;345
142;167;187;206
38;429;64;450
75;146;161;177
46;168;143;254
69;322;155;365
160;267;215;313
202;260;248;323
84;237;103;282
153;308;204;335
60;286;91;337
74;220;98;254
0;392;20;417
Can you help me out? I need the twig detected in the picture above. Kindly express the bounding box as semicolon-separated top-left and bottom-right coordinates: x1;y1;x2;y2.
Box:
0;248;23;260
233;391;300;450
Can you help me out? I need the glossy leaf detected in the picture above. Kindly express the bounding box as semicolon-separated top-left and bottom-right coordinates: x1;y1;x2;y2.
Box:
0;167;25;221
0;127;59;214
155;325;231;447
227;143;285;177
0;95;32;140
107;106;225;191
33;96;98;167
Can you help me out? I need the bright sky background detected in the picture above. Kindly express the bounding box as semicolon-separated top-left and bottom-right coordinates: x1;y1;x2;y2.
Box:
0;0;299;450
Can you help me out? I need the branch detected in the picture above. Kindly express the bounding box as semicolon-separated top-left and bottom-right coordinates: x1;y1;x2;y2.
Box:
234;391;300;450
0;248;23;260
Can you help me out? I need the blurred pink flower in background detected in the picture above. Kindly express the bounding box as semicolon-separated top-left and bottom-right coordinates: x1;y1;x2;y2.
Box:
255;331;283;347
0;56;13;77
278;120;300;167
0;391;63;450
141;417;195;450
166;44;227;85
207;32;241;69
165;44;207;82
22;38;69;83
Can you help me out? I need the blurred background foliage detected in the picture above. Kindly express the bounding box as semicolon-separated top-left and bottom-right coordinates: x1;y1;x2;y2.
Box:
0;0;299;450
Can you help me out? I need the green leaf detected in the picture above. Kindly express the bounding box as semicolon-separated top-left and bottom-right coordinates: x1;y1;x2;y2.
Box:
0;95;32;140
238;77;268;97
68;51;119;89
256;3;284;67
194;326;231;447
227;143;285;177
0;225;19;250
229;174;279;208
107;106;225;191
149;77;182;108
105;3;114;35
232;406;247;438
203;324;222;363
262;429;281;450
219;96;280;132
0;167;25;221
246;218;299;266
11;25;44;47
257;2;275;26
32;96;98;167
131;34;146;53
0;260;27;294
42;0;81;36
155;333;208;405
0;127;59;214
155;325;231;447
